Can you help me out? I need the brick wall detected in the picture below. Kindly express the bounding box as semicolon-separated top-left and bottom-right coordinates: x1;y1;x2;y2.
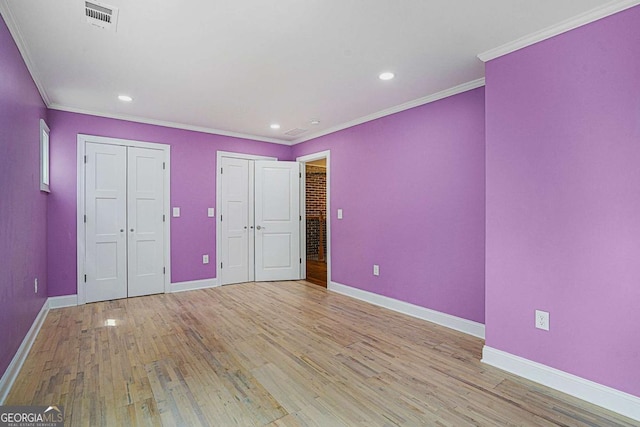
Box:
306;165;326;259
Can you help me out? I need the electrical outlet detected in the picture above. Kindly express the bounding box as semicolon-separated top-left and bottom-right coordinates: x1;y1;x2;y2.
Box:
373;264;380;276
173;207;181;217
337;209;343;219
535;310;549;331
34;278;38;294
203;254;209;264
208;208;215;217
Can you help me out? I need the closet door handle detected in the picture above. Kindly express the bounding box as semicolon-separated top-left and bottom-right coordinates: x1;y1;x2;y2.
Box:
256;225;262;230
130;228;134;232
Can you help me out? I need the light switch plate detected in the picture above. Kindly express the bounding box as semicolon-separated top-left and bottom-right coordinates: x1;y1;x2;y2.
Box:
173;207;180;217
337;209;343;219
373;265;379;276
208;208;215;217
203;254;209;264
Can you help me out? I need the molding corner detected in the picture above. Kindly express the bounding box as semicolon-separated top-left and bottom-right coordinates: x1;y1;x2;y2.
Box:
291;78;485;145
478;0;640;62
482;346;640;422
48;294;78;309
0;299;49;404
328;281;485;339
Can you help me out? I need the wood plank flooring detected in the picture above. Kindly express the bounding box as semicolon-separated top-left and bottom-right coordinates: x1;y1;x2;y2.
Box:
6;281;637;426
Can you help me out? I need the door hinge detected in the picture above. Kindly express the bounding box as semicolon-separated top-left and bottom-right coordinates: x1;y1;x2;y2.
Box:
84;274;87;282
163;214;165;222
220;167;223;174
299;172;302;178
220;214;222;221
220;262;223;269
300;215;302;221
162;162;166;170
163;267;166;275
84;155;87;164
300;258;302;264
84;214;87;223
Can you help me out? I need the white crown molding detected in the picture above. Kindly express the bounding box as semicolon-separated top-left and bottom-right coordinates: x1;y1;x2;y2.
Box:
48;294;78;309
292;78;486;145
482;346;640;422
478;0;640;62
0;299;49;404
329;281;485;339
0;1;51;105
47;104;293;146
170;278;219;293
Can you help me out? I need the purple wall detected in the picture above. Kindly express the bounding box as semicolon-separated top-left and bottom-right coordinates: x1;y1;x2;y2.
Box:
47;111;291;296
486;6;640;397
0;15;48;377
293;88;486;323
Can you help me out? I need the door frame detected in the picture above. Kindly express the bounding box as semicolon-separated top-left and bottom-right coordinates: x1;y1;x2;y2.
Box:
76;134;171;305
296;150;331;286
215;151;277;285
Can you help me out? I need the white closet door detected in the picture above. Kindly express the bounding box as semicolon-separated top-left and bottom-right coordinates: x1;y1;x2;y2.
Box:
255;161;301;281
85;142;128;303
127;147;165;297
220;157;251;285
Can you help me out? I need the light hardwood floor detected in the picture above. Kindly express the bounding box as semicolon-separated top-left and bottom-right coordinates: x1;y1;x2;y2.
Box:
7;281;637;426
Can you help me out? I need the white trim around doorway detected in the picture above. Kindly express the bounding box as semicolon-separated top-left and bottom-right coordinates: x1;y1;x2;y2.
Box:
296;150;331;286
76;134;171;305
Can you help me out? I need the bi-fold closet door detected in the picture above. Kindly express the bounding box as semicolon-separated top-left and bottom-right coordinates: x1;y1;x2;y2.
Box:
220;157;301;285
84;142;165;303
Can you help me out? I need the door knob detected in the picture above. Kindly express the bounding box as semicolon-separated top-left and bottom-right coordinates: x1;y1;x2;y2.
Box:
256;225;262;230
120;229;124;232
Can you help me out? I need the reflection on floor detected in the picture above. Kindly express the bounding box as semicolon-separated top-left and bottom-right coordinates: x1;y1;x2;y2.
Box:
306;259;327;287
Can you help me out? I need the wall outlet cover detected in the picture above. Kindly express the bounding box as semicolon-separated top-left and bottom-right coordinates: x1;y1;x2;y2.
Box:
173;207;181;217
535;310;550;331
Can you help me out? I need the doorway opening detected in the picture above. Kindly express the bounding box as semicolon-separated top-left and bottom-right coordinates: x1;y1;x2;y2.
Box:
304;159;327;287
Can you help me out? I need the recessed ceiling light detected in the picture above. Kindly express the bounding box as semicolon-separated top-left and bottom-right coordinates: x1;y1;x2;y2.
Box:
270;123;281;130
378;72;395;81
310;119;320;125
118;94;133;102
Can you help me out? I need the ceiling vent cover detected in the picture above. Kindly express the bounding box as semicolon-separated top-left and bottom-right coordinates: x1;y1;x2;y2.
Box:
284;128;308;137
85;1;119;31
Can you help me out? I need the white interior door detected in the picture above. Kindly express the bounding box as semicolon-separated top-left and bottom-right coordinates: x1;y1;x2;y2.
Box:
84;142;165;302
220;157;251;285
127;147;165;297
85;142;128;303
255;161;301;281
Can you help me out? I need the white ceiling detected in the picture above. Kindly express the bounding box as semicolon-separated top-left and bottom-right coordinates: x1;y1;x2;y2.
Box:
0;0;629;144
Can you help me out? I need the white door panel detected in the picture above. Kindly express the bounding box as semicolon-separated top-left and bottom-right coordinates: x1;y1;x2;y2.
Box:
84;142;165;302
255;161;300;281
221;157;250;284
127;147;165;297
85;143;127;303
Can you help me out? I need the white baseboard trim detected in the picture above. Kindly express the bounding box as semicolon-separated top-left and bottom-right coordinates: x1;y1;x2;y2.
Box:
0;299;49;404
328;281;485;339
482;346;640;422
170;278;219;293
48;294;78;309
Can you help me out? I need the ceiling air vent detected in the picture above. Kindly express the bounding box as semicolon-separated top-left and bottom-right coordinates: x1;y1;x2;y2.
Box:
85;1;119;31
284;128;309;137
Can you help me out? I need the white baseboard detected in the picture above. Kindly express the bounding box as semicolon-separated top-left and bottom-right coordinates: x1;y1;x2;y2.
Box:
328;281;485;339
170;278;219;293
48;294;78;309
482;346;640;422
0;299;49;404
